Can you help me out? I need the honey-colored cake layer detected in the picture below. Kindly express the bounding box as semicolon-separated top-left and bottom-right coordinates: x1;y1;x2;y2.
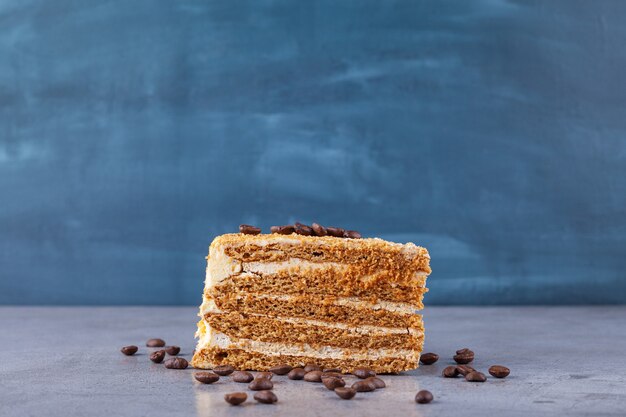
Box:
213;233;431;274
191;346;419;374
204;312;424;350
209;292;423;328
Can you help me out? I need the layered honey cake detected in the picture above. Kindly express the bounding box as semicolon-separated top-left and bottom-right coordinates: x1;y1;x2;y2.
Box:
191;223;432;373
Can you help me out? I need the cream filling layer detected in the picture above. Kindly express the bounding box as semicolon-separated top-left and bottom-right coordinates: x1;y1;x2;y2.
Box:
198;327;420;361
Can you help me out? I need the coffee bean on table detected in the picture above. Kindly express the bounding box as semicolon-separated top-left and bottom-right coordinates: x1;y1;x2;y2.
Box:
344;230;362;239
165;346;180;355
304;370;323;382
213;365;235;376
249;378;273;391
454;348;475;364
224;392;247;406
239;224;261;235
270;225;295;235
326;227;345;237
194;372;219;384
304;363;322;373
322;371;342;378
489;365;510;378
150;350;166;363
146;338;166;347
465;371;487;382
120;346;138;356
324;368;341;373
335;387;357;400
420;352;439;365
366;377;386;389
456;365;476;376
270;364;292;375
232;371;254;383
254;390;278;404
353;367;376;379
351;380;376;392
311;223;328;236
322;376;346;390
415;390;434;404
442;366;459;378
257;371;273;380
287;368;306;380
294;222;313;236
164;357;188;369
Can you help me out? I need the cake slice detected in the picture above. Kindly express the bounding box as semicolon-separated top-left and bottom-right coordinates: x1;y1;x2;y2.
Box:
191;226;431;373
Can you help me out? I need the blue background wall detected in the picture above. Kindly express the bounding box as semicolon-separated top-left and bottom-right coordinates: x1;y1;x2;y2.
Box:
1;1;625;305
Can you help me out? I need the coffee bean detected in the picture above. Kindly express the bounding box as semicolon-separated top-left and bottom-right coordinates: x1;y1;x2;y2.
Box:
270;225;295;235
415;390;434;404
334;387;357;400
194;372;219;384
231;371;254;383
419;352;439;365
304;370;323;382
351;380;376;392
249;378;273;391
213;365;235;376
442;366;459;378
366;377;386;389
257;371;273;380
304;363;321;373
489;365;510;378
311;223;328;236
344;230;362;239
165;346;180;356
224;392;247;406
322;376;346;390
287;368;306;380
120;345;138;356
149;350;165;363
146;338;166;347
254;390;278;404
294;222;313;236
454;348;475;364
269;364;292;375
323;368;341;373
239;224;261;235
465;371;487;382
326;227;345;237
353;367;376;379
456;365;476;376
164;357;188;369
321;371;342;378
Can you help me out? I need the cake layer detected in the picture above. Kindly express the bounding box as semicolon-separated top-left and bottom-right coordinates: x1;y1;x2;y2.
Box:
204;311;424;350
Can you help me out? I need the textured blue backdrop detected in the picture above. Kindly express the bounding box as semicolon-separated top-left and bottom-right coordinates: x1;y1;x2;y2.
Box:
1;1;625;305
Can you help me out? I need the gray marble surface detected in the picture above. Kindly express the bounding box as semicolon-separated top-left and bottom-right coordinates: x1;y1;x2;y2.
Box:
1;306;624;416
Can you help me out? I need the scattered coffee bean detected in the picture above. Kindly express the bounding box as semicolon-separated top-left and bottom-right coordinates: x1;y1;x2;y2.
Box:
326;226;345;237
304;370;323;382
232;371;254;383
165;346;180;356
465;371;487;382
149;350;165;363
353;367;376;379
420;352;439;365
304;363;322;373
456;365;476;376
287;368;306;380
335;387;357;400
146;338;165;347
454;348;475;364
323;368;341;373
294;222;313;236
164;357;188;369
415;390;433;404
344;230;362;239
352;380;376;392
322;376;346;390
257;371;273;380
254;390;278;404
366;377;386;389
270;225;295;235
489;365;510;378
321;371;342;378
311;223;328;236
224;392;247;406
239;224;261;235
442;365;459;378
249;378;273;391
270;364;293;375
120;345;138;356
194;372;219;384
213;365;235;376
